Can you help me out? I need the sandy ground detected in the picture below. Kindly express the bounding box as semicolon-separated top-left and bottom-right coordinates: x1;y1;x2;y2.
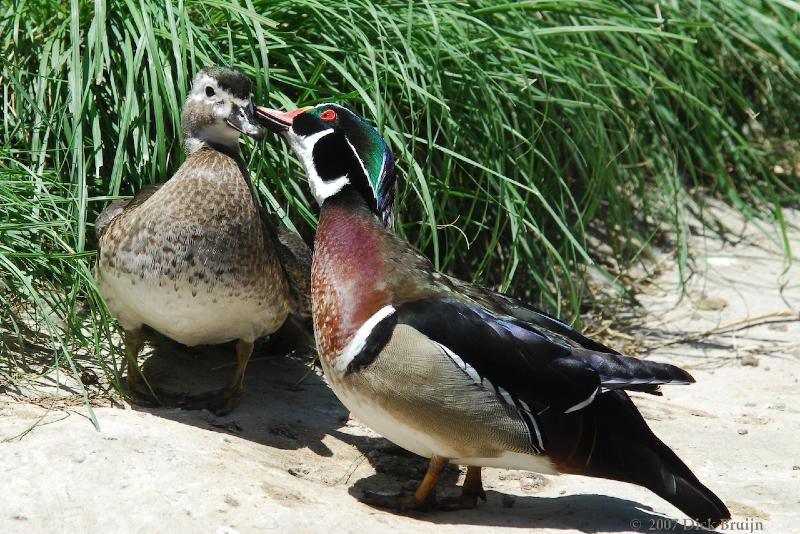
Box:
2;202;799;534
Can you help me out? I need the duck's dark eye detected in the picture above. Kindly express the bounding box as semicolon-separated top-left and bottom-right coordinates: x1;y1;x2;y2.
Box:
320;109;336;121
205;86;215;97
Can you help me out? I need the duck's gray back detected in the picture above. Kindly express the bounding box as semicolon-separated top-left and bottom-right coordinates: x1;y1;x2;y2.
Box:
96;148;290;346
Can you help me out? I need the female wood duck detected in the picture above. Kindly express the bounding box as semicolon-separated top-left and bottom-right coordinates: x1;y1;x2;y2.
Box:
256;103;730;527
95;67;311;415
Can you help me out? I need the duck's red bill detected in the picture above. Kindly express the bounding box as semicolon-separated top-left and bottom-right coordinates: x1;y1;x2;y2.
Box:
255;106;312;131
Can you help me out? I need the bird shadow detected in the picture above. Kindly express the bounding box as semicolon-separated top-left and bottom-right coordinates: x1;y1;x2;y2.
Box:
128;333;346;457
124;336;714;533
325;430;713;533
406;491;713;533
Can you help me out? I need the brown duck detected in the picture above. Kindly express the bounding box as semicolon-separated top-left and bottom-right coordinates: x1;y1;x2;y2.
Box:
95;67;310;414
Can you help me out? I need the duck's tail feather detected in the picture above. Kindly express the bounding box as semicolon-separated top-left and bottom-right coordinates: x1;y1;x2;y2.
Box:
570;349;695;396
549;391;730;528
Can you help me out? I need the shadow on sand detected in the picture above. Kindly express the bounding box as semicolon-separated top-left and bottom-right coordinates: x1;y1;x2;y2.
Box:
127;335;711;532
130;334;342;457
350;488;715;533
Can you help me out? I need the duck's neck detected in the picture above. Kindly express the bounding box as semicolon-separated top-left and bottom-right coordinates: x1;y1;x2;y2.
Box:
312;191;393;359
185;136;242;160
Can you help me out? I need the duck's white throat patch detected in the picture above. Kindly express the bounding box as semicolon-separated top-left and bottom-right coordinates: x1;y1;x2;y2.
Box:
287;128;349;205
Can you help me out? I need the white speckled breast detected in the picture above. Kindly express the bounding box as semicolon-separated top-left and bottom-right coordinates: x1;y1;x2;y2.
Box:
97;148;290;346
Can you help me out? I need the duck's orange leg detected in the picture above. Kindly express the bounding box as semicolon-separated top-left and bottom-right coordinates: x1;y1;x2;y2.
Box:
360;455;449;511
436;466;486;510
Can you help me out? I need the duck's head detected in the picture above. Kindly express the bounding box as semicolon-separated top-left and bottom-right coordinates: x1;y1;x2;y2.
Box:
182;67;264;155
256;103;395;226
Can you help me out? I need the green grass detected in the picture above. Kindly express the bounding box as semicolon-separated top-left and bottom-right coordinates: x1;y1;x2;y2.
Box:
1;0;799;399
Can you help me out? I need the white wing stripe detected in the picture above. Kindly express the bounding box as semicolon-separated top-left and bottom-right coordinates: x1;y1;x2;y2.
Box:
497;386;515;407
440;344;545;454
564;386;599;414
518;399;545;452
441;345;483;385
602;378;691;388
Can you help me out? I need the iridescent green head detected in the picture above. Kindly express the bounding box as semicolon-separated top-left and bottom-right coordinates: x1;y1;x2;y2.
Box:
256;103;395;226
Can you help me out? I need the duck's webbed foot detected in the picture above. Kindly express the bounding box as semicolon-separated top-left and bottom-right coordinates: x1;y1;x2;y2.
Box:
175;339;253;415
177;384;243;415
123;328;163;406
435;466;486;511
359;455;449;512
359;489;437;511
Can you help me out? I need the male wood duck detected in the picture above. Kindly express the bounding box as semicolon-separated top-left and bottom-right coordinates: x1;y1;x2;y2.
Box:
95;67;311;415
256;103;731;527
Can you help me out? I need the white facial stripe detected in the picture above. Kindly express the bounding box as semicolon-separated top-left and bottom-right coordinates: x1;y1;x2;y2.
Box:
377;153;386;195
288;128;333;166
286;128;348;205
188;74;217;102
310;175;349;204
188;74;249;108
345;136;370;190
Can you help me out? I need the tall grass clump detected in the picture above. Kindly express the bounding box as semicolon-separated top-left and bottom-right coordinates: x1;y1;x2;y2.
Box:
1;1;799;396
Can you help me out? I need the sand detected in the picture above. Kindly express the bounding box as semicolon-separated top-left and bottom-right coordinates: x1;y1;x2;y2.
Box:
2;202;799;533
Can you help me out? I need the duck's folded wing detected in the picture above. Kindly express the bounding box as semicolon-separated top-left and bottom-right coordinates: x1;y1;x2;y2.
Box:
95;184;163;240
394;297;694;414
274;224;313;319
445;276;617;354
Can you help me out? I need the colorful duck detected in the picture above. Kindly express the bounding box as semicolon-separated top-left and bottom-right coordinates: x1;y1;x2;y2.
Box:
256;102;730;527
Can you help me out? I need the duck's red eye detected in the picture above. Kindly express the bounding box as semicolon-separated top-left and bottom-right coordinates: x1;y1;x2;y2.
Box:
320;109;337;121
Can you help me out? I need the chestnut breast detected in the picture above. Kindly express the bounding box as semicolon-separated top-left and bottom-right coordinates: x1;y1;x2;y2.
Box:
312;205;393;360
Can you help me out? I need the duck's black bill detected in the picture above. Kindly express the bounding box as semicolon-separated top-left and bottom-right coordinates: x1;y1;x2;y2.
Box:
255;106;312;132
227;104;265;141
